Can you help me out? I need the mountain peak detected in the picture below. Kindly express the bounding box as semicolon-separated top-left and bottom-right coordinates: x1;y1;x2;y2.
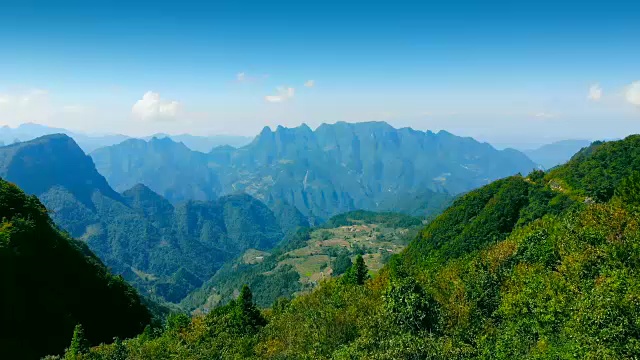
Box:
260;126;273;135
0;134;120;206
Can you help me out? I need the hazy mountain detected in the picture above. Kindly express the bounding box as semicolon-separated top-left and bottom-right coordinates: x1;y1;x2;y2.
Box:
523;139;592;169
92;121;535;221
91;137;221;203
0;135;294;303
0;123;253;154
0;122;129;153
0;177;150;359
143;133;253;152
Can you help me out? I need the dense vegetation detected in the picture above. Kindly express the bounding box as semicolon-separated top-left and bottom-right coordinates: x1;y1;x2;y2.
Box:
60;135;640;359
0;178;151;360
91;121;533;221
182;211;422;310
0;135;305;303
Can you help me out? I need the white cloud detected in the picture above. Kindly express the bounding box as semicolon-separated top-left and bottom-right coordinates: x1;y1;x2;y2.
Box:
265;87;295;103
534;112;556;119
236;72;269;83
304;80;315;87
625;81;640;106
588;84;602;101
0;88;49;108
132;91;181;121
0;88;53;124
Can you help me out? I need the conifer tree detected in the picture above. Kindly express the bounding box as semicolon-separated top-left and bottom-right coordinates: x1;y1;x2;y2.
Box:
353;254;369;285
234;285;266;332
342;254;369;285
64;324;89;360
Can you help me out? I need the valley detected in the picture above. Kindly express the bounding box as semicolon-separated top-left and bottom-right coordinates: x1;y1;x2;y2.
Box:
183;210;423;311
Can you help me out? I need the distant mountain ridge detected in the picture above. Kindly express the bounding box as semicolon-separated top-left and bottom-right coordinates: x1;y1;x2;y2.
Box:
92;121;536;221
0;134;303;303
0;123;252;153
523;139;593;169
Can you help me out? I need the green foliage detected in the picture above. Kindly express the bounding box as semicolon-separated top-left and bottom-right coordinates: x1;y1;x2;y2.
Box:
324;210;422;228
342;255;369;285
64;324;89;360
332;250;352;276
548;135;640;202
0;178;151;359
183;213;418;312
232;285;267;333
614;171;640;207
383;276;439;334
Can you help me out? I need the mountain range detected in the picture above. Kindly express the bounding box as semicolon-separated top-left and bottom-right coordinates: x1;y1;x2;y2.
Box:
0;134;305;303
91;121;537;222
2;124;639;359
0;123;252;153
0;122;538;306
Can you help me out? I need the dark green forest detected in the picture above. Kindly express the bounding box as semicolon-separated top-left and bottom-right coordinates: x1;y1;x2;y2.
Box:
0;179;151;359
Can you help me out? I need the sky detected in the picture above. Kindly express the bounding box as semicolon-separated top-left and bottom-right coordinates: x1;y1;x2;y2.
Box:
0;0;639;148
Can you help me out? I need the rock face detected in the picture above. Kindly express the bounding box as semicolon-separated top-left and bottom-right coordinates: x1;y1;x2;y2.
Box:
92;121;536;221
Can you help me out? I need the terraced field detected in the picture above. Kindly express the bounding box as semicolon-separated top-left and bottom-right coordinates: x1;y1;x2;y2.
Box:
182;211;424;310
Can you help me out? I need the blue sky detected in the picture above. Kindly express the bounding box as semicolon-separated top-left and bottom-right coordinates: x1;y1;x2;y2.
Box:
0;0;639;147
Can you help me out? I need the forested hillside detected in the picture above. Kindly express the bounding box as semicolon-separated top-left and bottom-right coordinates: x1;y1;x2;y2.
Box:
71;135;640;359
0;135;304;304
181;210;423;311
0;178;151;360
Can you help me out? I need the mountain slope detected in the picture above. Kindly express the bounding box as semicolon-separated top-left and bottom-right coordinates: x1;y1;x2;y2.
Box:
0;135;289;304
91;121;533;221
0;178;151;360
91;137;221;203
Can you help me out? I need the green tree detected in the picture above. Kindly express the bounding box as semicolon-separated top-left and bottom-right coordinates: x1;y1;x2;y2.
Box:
343;255;369;285
383;277;439;334
527;169;545;183
232;285;266;333
615;171;640;207
64;324;89;360
165;313;191;333
111;337;127;360
332;250;353;276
